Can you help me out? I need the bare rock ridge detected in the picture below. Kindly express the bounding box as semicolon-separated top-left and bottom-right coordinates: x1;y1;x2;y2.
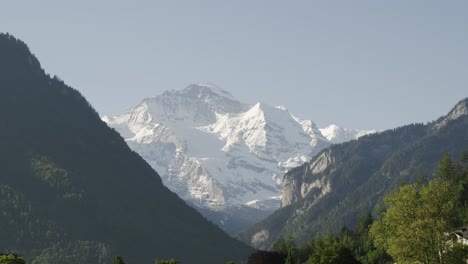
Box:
433;98;468;130
103;83;375;233
281;149;335;208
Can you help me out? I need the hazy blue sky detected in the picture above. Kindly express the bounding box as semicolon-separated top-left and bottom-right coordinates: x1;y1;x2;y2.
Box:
2;1;467;130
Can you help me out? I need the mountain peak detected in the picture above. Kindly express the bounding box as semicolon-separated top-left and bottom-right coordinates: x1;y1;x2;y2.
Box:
0;33;42;77
433;97;468;130
245;102;293;123
182;83;235;100
452;98;468;117
129;83;247;126
324;124;340;130
319;124;377;144
104;82;380;234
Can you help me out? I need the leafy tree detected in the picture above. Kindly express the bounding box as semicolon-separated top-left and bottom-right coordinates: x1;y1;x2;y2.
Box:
370;178;458;264
0;254;26;264
444;244;468;264
305;239;360;264
267;212;391;264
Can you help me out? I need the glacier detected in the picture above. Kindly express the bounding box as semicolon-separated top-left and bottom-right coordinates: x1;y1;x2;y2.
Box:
103;83;374;233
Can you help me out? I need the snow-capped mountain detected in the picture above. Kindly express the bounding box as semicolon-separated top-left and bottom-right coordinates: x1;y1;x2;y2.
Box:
320;124;377;144
103;83;372;233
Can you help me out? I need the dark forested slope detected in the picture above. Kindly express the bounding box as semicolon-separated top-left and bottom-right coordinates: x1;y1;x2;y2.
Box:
0;33;252;264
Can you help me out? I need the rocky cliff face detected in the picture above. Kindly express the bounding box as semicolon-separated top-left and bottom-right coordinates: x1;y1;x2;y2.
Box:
281;149;334;207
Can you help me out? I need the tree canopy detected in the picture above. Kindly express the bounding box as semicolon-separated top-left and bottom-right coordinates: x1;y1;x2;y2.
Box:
0;254;26;264
370;154;468;264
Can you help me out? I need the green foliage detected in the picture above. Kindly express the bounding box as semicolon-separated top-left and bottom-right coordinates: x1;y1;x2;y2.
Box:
370;155;468;264
455;153;468;224
371;179;457;263
270;236;297;264
31;241;110;264
270;236;296;255
30;156;84;201
444;244;468;264
0;254;26;264
435;153;457;181
30;156;71;190
353;213;390;264
264;213;391;264
306;241;359;264
284;248;293;264
300;230;375;264
113;256;125;264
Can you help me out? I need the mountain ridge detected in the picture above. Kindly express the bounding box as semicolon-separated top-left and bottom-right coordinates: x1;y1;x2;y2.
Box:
240;96;468;249
320;124;377;144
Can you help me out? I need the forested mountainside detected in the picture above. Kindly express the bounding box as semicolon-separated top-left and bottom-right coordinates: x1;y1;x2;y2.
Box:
0;33;252;264
241;97;468;249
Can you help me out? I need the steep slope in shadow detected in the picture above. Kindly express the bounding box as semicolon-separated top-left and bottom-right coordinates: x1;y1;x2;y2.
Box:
0;33;252;264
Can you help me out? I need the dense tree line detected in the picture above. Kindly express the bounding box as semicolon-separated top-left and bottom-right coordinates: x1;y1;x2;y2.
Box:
371;153;468;264
246;153;468;264
246;212;390;264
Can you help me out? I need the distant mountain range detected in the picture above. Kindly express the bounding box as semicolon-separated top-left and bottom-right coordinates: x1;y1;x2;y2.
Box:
320;124;377;144
0;33;252;264
104;83;375;233
240;97;468;249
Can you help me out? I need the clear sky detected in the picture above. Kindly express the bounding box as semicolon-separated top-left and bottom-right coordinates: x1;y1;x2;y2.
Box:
2;1;467;130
